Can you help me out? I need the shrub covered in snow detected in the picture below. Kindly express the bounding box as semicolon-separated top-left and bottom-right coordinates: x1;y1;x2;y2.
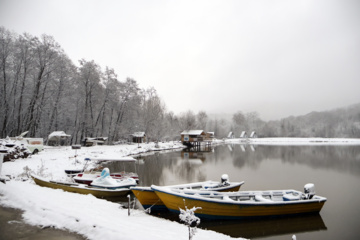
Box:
179;205;201;240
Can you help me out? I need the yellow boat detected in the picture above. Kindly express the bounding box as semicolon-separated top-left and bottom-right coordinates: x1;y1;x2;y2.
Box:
31;174;132;200
132;178;245;212
151;183;326;219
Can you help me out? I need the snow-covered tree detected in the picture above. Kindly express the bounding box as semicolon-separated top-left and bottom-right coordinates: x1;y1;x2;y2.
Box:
179;205;201;240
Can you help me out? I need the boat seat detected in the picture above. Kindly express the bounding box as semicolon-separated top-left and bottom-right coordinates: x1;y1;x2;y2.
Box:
222;195;234;201
283;193;301;201
255;195;273;202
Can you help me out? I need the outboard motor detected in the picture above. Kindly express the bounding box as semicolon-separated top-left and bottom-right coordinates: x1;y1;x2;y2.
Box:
221;174;230;186
304;183;316;199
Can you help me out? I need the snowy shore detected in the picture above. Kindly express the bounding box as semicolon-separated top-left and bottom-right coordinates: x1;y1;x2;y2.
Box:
0;142;245;240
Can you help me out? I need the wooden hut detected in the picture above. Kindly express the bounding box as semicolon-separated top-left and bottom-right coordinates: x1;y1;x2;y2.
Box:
206;132;215;141
131;132;146;143
181;130;205;142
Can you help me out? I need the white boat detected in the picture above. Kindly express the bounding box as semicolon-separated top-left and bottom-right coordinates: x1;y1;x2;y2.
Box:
72;156;139;184
90;168;137;189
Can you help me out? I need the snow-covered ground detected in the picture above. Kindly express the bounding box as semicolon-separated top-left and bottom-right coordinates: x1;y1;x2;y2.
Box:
0;142;245;240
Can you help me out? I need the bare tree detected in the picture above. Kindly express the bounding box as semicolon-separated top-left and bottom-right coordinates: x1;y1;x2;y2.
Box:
179;110;197;130
47;54;76;135
13;33;36;135
232;111;246;136
196;111;208;130
94;67;117;137
78;59;102;140
0;27;14;137
110;78;140;142
24;35;62;136
138;87;166;141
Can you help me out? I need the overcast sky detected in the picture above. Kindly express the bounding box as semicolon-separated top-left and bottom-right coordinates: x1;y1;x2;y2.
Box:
1;0;359;120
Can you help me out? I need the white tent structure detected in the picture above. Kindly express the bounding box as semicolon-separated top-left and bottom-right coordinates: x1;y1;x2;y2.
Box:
47;131;71;146
227;132;234;139
240;131;247;138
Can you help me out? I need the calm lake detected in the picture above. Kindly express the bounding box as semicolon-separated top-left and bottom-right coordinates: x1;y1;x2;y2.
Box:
107;143;360;240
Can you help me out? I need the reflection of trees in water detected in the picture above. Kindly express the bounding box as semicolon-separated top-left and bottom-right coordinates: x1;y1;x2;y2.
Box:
217;144;360;176
107;145;360;186
172;160;206;182
112;150;207;186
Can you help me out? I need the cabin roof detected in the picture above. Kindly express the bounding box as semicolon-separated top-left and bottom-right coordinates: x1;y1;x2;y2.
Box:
181;130;205;135
132;132;146;137
48;131;71;138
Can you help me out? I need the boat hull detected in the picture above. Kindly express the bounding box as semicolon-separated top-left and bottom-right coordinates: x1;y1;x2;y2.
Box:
31;175;131;199
132;181;244;212
152;187;326;220
131;187;167;211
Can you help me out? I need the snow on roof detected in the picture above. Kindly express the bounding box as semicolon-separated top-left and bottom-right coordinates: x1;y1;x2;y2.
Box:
48;131;71;138
181;130;205;135
132;132;145;137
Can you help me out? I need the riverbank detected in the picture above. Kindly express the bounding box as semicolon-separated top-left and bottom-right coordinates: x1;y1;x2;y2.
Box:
0;204;86;240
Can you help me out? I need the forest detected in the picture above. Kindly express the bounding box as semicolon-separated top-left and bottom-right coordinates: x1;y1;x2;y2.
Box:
1;26;360;143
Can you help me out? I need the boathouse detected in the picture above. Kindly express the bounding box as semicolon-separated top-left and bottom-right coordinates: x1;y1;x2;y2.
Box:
181;130;210;147
206;132;215;140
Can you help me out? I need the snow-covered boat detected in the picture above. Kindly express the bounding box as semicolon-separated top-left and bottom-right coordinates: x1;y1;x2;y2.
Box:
31;174;132;199
90;168;137;189
72;156;139;184
131;174;245;212
151;183;327;219
64;149;89;177
73;171;139;185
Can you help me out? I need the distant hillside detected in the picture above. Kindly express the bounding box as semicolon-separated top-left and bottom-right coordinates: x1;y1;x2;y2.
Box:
259;103;360;138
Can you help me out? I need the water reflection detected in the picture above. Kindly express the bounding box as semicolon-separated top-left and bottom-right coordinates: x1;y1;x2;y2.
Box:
150;209;326;239
217;144;360;176
200;213;327;239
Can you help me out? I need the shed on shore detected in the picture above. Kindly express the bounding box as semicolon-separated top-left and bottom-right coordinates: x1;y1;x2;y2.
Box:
47;131;71;146
131;132;146;143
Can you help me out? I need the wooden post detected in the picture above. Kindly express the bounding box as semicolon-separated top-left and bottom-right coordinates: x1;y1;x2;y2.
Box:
127;194;130;216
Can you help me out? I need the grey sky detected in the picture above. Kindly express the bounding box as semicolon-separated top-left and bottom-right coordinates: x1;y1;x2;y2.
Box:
1;0;359;120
